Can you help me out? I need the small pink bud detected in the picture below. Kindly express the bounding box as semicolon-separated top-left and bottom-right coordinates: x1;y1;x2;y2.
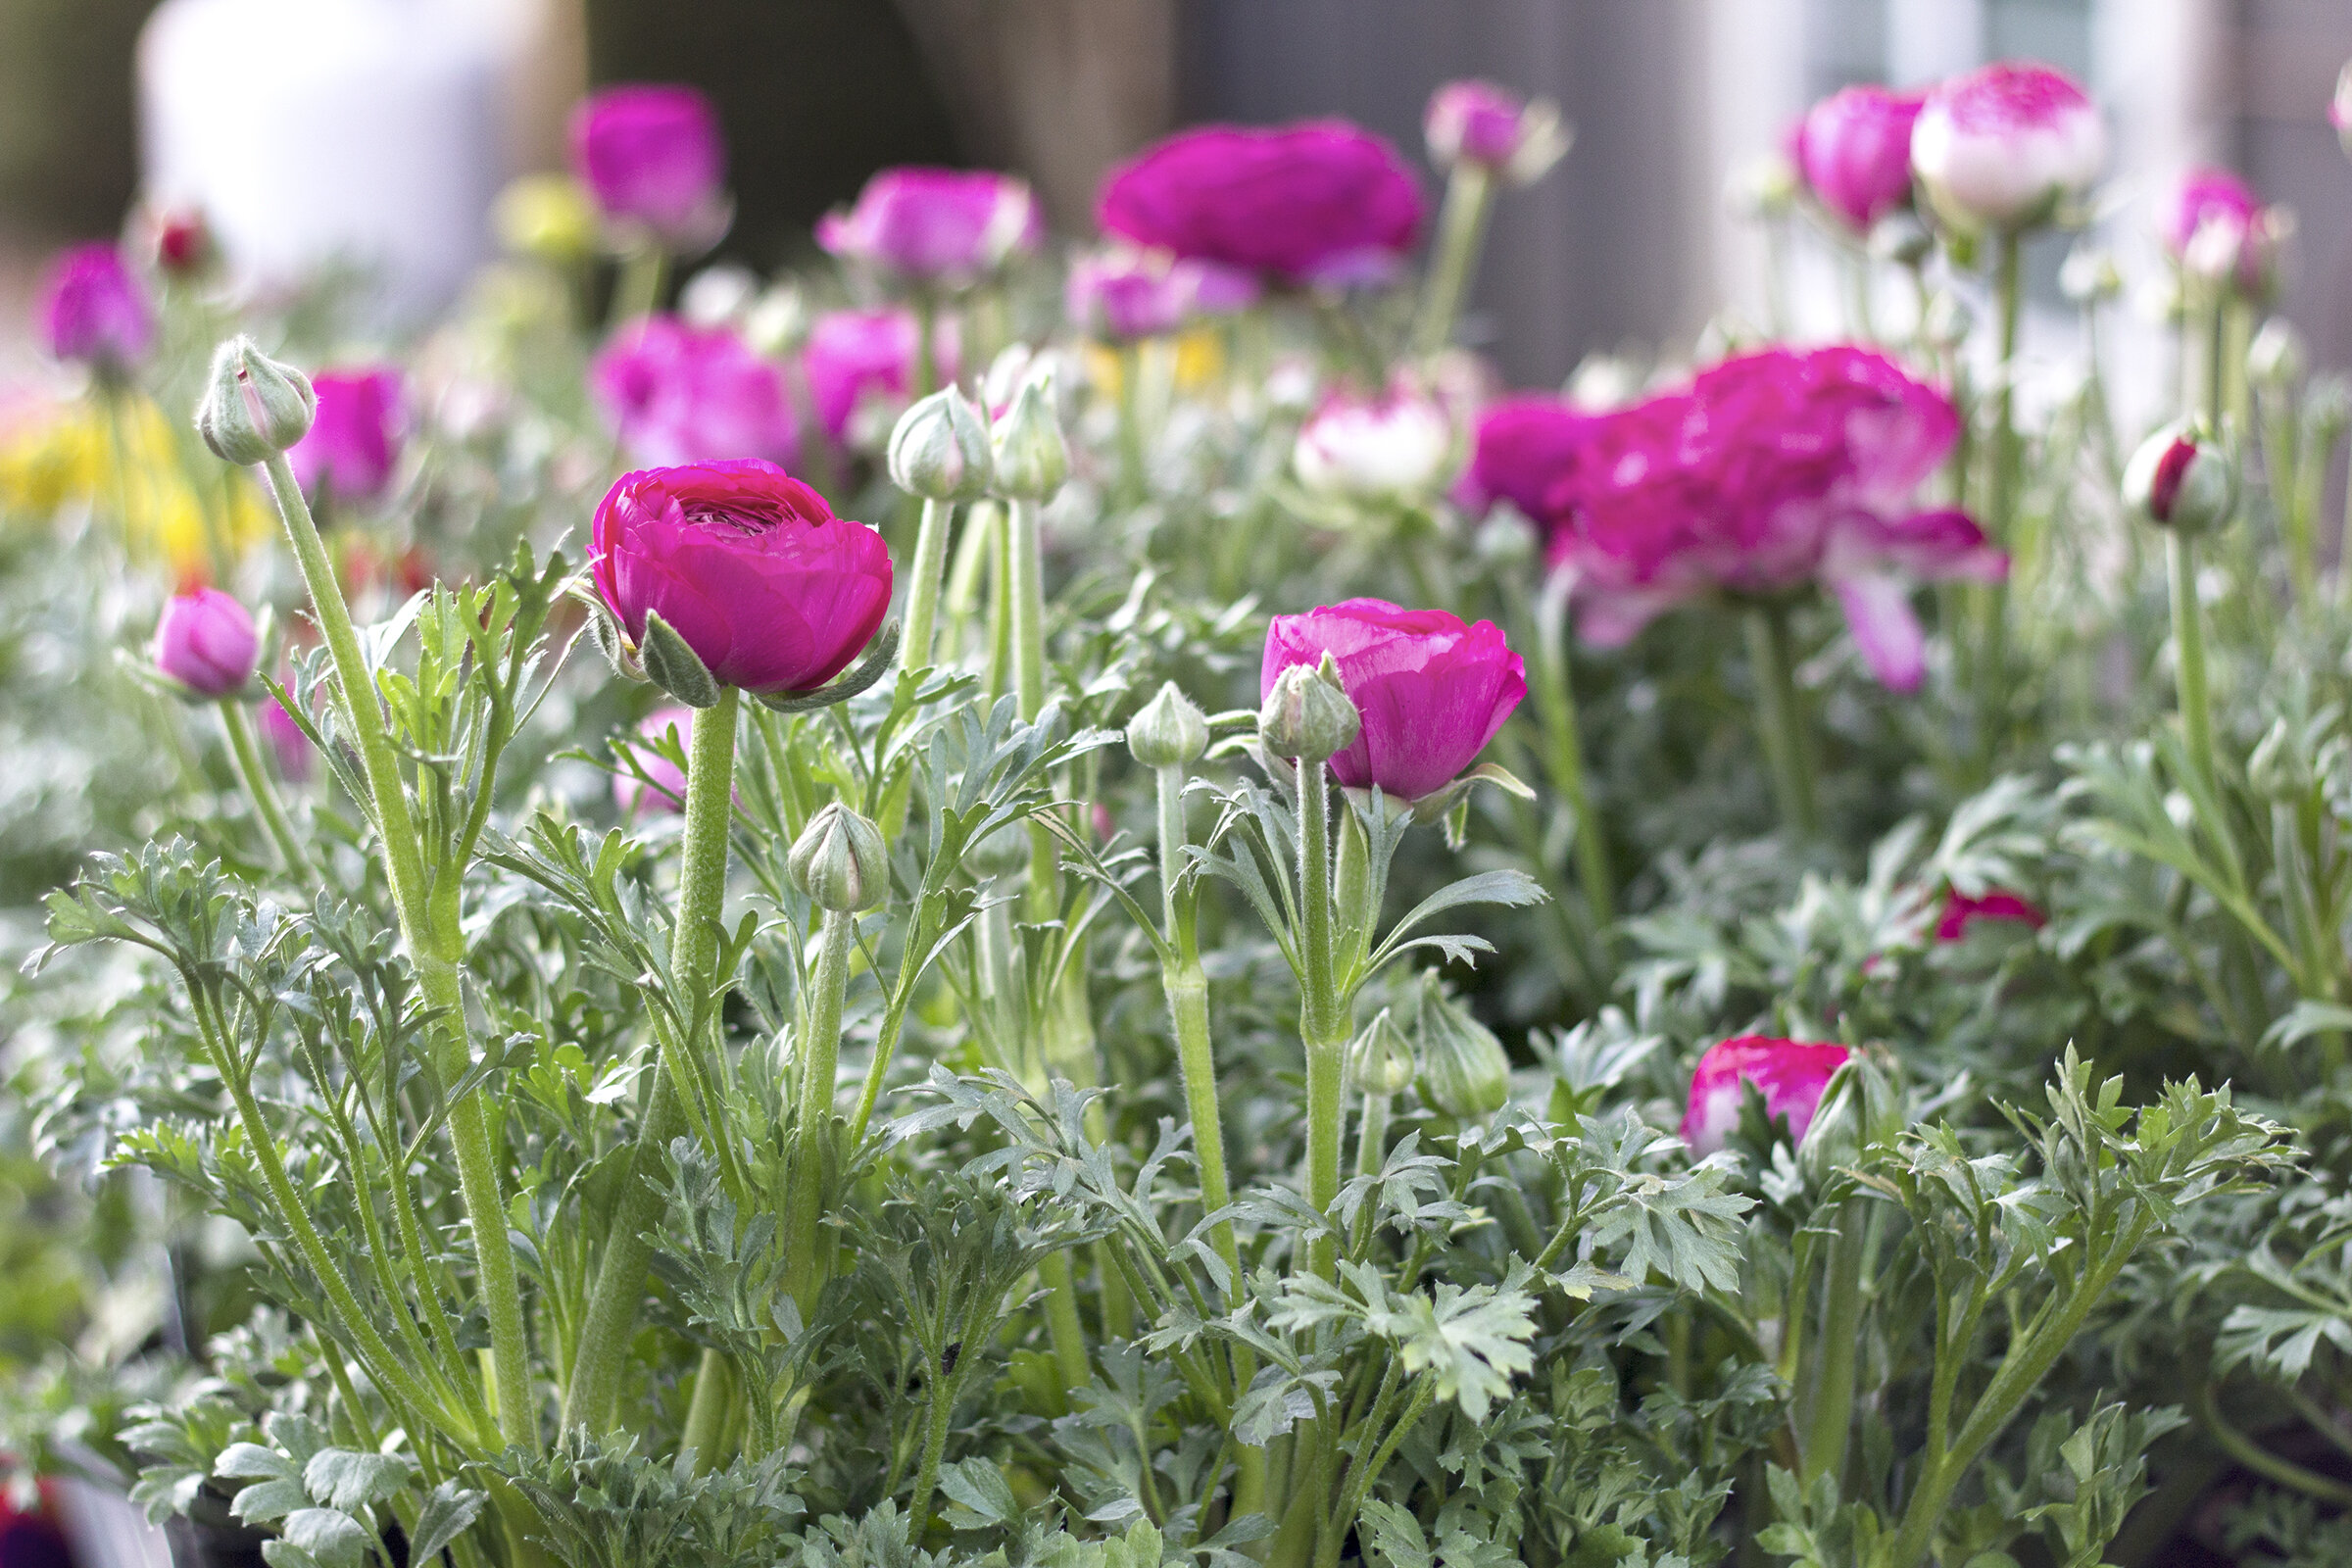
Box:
153;589;259;697
1936;888;2045;942
1424;80;1571;185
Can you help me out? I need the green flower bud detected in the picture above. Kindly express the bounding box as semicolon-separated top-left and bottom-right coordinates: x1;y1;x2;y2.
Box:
1413;977;1510;1119
1259;654;1360;764
2123;419;2238;536
196;336;316;466
1126;681;1208;770
1348;1006;1417;1098
1794;1049;1902;1189
889;385;995;502
789;802;890;912
990;366;1068;501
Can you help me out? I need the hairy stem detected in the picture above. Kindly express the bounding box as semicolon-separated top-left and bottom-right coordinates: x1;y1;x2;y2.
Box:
217;698;314;881
786;904;856;1313
1297;755;1347;1281
902;498;955;670
1744;604;1819;838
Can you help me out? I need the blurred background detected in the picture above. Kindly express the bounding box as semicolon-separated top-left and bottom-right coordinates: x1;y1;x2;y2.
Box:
0;0;2344;390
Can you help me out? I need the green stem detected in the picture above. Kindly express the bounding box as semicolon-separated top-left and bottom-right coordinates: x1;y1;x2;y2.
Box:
1743;604;1819;838
218;699;314;881
912;294;939;401
1534;577;1613;929
679;1352;735;1472
1159;766;1237;1277
1115;342;1147;507
1007;498;1047;717
1411;165;1495;359
1798;1198;1867;1489
906;1362;961;1543
255;451;533;1452
1038;1250;1092;1394
2169;531;2216;796
563;689;740;1431
1296;754;1347;1281
786;904;856;1314
609;247;667;330
1318;1380;1437;1568
1981;229;2023;729
902;498;954;670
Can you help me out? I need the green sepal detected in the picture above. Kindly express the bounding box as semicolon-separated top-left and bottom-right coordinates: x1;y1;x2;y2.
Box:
640;608;720;709
754;619;902;713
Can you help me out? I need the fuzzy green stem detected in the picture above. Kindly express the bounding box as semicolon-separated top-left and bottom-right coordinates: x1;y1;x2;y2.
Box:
1115;342;1148;507
609;247;667;329
1535;577;1612;929
911;295;939;401
1037;1250;1092;1394
1798;1198;1867;1489
1744;604;1819;837
218;699;313;881
679;1353;736;1472
786;904;856;1314
564;689;740;1431
1296;755;1347;1281
907;1360;961;1543
1980;229;2024;712
1159;765;1237;1276
1412;164;1494;359
903;499;955;670
2169;531;2216;796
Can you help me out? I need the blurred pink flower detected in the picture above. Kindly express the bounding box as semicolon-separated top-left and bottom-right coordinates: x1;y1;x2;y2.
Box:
1681;1035;1852;1156
568;85;727;247
261;693;314;783
1936;888;2046;942
289;368;404;505
39;243;153;373
1425;80;1529;169
800;308;957;447
1064;247;1259;340
592;317;798;468
1461;395;1592;518
152;588;257;697
1293;383;1453;501
817;167;1042;288
614;705;693;816
2156;167;2284;297
1911;61;2104;230
1793;85;1926;233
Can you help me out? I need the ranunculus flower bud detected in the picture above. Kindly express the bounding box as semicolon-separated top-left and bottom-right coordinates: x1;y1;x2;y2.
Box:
789;801;890;912
1098;120;1424;288
1793;84;1926;234
152;588;258;697
148;208;213;277
2123;421;2237;536
288;368;403;506
613;705;693;816
568;84;728;250
802;307;957;449
1911;62;2105;232
39;243;154;375
1126;681;1208;770
1064;248;1259;341
197;337;318;466
989;368;1068;501
590;460;892;700
1294;385;1454;503
1259;657;1362;765
592;316;799;469
2160;167;2287;299
817;167;1042;290
1348;1006;1418;1098
1413;978;1510;1119
887;386;993;502
1260;600;1524;803
1423;80;1571;186
1936;888;2046;942
1679;1035;1852;1157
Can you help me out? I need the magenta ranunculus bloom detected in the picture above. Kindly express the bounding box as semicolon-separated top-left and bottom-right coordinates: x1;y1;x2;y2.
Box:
2156;167;2281;296
801;307;957;447
1260;599;1526;802
592;316;798;468
153;588;258;697
816;167;1042;289
39;243;154;372
288;368;404;505
590;459;891;695
614;704;694;815
1936;888;2046;942
1532;344;2004;691
1911;61;2104;231
261;693;313;783
1425;80;1528;169
1793;85;1927;234
568;84;727;245
1098;120;1424;288
1680;1035;1853;1156
1064;247;1259;340
1461;395;1593;518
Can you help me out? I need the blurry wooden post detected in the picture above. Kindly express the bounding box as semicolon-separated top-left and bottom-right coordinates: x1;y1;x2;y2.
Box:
889;0;1177;226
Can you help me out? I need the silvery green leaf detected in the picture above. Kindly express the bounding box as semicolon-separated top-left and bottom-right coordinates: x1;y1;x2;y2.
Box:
639;609;720;709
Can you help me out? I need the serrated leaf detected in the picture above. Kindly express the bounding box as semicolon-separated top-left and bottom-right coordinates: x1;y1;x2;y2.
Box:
408;1482;487;1563
303;1448;413;1513
276;1509;370;1568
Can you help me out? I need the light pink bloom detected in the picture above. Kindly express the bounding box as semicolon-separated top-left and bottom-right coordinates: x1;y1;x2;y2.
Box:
1794;85;1927;233
1293;385;1453;501
1423;80;1569;184
592;317;798;468
2156;167;2284;297
1680;1035;1852;1156
1911;62;2104;230
817;167;1042;288
1064;247;1259;340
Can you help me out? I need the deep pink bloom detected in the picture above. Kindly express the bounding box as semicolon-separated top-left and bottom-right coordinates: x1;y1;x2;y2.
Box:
568;85;726;245
800;308;957;446
1680;1035;1852;1156
1794;85;1926;233
590;460;891;695
592;317;798;468
1098;121;1424;287
261;694;313;783
614;705;693;815
1936;888;2046;942
1911;62;2104;229
2156;167;2279;295
1535;345;2004;691
39;244;153;371
153;588;258;697
288;368;404;505
1064;248;1259;339
1461;396;1593;518
817;167;1042;288
1260;599;1525;802
1424;80;1530;169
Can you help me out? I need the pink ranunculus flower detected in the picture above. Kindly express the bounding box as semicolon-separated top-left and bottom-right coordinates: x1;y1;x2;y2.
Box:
1293;384;1454;502
261;693;313;783
568;84;728;248
2157;167;2284;298
1536;344;2004;691
1680;1035;1853;1156
591;316;799;468
1098;120;1425;288
1911;61;2105;232
39;244;153;374
153;588;258;697
801;307;957;448
1423;80;1570;185
614;705;694;816
1460;395;1592;518
590;459;891;696
1793;84;1927;234
1260;599;1526;803
1936;888;2046;942
288;368;404;506
1064;247;1259;340
817;167;1042;290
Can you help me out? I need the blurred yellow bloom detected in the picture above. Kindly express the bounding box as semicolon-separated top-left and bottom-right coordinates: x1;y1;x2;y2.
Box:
494;173;599;265
0;393;272;577
1082;326;1226;402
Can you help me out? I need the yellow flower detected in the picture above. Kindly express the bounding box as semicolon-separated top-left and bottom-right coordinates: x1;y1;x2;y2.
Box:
0;393;272;576
494;173;599;265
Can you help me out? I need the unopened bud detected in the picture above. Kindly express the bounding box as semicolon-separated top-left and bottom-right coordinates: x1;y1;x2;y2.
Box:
196;336;317;466
1794;1050;1902;1188
1413;977;1510;1119
1258;655;1360;764
1126;681;1208;770
789;802;890;912
743;285;808;358
2123;420;2237;536
1348;1007;1417;1098
2248;318;2307;392
889;385;994;502
989;366;1068;501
